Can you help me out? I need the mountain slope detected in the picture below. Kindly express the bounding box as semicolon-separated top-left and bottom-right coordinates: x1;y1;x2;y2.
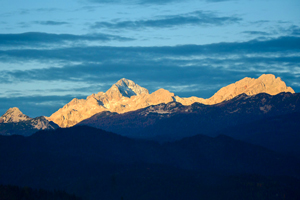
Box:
0;108;58;136
79;92;300;142
0;126;300;200
48;74;294;127
214;111;300;157
2;125;298;175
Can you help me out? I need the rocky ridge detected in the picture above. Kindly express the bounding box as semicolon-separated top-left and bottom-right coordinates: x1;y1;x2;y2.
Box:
48;74;295;128
175;74;294;105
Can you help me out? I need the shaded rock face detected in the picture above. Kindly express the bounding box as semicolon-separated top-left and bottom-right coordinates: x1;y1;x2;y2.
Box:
113;78;149;98
48;74;295;128
30;116;58;130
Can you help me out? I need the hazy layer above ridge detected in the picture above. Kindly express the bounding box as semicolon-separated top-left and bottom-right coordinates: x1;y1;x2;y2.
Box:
48;74;295;128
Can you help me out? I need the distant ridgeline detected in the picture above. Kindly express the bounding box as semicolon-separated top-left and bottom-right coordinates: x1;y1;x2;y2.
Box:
0;74;297;137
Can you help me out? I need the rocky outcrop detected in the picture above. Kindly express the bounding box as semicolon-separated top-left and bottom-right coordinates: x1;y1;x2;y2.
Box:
48;74;295;128
0;108;58;136
0;107;31;123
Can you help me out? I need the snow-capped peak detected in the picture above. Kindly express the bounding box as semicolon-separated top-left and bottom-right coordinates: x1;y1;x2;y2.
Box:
112;78;149;97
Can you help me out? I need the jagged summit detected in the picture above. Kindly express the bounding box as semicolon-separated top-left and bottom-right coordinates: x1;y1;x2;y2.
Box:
114;78;149;97
48;74;295;128
48;78;173;127
0;107;31;123
0;108;58;136
106;78;149;99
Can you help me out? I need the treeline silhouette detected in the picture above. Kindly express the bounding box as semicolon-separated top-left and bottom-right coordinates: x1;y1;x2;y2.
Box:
0;185;81;200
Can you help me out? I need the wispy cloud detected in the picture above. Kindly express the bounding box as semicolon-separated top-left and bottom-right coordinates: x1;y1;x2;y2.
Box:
289;25;300;36
88;0;233;5
1;36;299;62
242;31;270;36
34;21;69;26
91;11;241;30
1;8;61;17
0;32;133;49
1;36;299;98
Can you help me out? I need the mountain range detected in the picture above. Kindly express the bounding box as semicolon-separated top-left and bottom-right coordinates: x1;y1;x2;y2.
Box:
47;74;294;128
1;74;300;200
1;74;297;139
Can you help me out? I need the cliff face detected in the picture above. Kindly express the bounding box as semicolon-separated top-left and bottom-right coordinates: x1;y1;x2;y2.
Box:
48;74;295;128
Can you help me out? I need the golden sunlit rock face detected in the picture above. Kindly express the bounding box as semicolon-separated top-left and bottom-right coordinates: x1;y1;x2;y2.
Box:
47;78;174;127
176;74;295;105
48;74;295;127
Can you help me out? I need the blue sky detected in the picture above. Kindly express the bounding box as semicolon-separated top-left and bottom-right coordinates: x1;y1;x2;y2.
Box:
0;0;300;117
